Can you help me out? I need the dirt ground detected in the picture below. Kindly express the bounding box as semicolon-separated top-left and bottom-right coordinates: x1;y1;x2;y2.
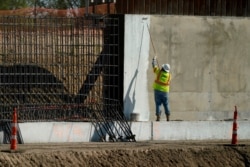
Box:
0;140;250;167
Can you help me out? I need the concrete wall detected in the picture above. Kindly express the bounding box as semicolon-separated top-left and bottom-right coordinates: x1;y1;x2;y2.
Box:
124;15;250;121
124;15;151;121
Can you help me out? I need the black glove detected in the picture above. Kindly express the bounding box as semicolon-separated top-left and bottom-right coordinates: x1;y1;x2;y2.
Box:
152;57;157;67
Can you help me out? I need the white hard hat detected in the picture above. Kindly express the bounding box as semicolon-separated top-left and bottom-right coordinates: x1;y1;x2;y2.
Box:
162;64;170;72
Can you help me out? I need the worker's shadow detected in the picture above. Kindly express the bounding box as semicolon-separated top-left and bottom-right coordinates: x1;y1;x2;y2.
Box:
124;69;139;121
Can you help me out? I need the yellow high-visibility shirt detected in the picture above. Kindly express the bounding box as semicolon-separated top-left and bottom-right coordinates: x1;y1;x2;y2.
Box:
153;67;171;92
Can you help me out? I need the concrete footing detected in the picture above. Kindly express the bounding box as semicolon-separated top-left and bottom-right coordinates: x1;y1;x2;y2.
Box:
1;121;249;143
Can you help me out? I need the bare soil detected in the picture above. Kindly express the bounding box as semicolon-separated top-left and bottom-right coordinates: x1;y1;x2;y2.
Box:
1;140;250;167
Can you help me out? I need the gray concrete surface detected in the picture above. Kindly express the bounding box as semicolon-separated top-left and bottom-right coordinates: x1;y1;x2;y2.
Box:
5;121;248;143
124;15;250;121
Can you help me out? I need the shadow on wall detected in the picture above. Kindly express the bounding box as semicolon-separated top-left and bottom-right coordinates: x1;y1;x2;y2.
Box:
124;69;138;120
0;65;68;104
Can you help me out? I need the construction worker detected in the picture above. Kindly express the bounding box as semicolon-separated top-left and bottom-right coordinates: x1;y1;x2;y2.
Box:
152;57;171;121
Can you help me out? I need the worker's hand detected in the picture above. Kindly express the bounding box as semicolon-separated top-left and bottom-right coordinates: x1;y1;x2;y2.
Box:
152;56;157;68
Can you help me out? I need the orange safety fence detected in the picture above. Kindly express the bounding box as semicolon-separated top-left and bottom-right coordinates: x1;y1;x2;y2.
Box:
0;3;116;17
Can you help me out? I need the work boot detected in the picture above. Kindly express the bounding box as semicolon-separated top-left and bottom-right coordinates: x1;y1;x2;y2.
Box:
156;115;160;121
166;115;170;121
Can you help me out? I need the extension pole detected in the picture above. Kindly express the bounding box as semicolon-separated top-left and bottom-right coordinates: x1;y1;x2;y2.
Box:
143;18;160;67
146;23;157;56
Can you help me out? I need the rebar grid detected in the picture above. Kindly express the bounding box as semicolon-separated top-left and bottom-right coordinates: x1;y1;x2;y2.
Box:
0;15;122;122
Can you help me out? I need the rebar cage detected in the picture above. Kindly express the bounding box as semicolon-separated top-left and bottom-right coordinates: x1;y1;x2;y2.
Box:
0;15;124;122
